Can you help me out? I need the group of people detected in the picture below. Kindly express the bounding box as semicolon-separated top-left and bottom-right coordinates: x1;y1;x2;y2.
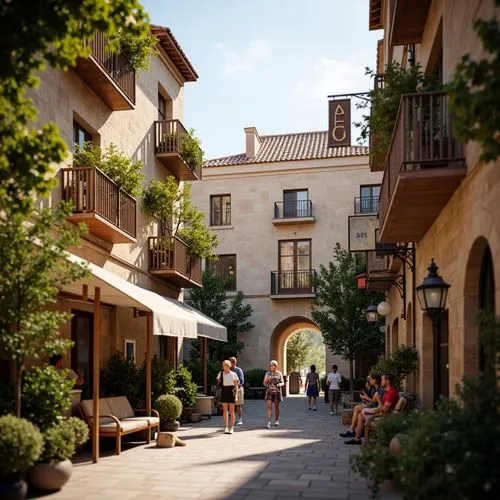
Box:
217;358;285;434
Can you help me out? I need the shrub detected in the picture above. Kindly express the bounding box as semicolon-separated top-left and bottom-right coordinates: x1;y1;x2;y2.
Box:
244;368;267;388
61;417;89;448
340;377;366;392
0;415;43;480
166;365;197;408
0;381;14;416
115;30;158;71
101;352;139;407
184;358;219;389
370;345;418;390
138;355;172;407
154;394;182;422
40;423;76;463
180;129;204;171
22;366;74;431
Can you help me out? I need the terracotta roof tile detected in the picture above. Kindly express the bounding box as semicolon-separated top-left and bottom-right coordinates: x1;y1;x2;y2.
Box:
204;131;369;167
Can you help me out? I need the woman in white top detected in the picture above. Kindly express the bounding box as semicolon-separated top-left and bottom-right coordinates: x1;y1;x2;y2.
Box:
217;360;239;434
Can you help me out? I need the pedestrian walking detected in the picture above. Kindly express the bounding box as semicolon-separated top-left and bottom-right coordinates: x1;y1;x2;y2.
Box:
326;364;342;415
216;360;239;434
229;356;245;425
263;360;284;429
305;364;320;411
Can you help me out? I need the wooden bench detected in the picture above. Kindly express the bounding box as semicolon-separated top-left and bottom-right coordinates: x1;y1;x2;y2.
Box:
364;396;407;443
79;396;160;455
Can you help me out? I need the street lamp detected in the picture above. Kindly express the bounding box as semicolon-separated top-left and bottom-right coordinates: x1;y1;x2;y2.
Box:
416;259;450;320
365;303;379;323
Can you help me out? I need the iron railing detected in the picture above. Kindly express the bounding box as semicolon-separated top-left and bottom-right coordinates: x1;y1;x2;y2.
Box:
85;32;136;104
62;167;137;238
148;236;202;285
354;196;379;214
378;91;464;227
274;200;313;219
270;270;317;295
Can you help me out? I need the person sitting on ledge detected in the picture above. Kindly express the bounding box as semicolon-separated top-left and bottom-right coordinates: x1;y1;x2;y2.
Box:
344;373;399;445
49;354;84;388
340;373;383;439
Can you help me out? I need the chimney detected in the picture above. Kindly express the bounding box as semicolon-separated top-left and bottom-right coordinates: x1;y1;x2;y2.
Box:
244;127;261;158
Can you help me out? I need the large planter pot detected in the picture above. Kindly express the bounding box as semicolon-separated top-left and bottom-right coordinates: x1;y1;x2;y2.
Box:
161;420;180;432
28;459;72;492
288;372;300;395
181;407;194;423
389;433;408;457
0;478;28;500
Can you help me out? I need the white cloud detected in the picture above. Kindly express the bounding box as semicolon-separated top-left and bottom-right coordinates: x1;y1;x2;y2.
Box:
296;57;370;101
214;40;270;73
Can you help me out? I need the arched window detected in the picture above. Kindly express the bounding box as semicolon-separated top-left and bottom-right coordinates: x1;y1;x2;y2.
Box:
478;246;495;371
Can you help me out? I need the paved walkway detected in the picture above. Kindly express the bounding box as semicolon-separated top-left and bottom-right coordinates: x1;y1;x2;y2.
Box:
45;395;401;500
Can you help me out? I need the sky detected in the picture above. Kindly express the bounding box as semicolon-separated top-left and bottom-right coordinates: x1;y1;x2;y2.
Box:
141;0;381;159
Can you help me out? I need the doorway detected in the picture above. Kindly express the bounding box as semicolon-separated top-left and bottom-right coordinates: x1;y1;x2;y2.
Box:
434;310;449;400
278;239;312;293
71;310;94;399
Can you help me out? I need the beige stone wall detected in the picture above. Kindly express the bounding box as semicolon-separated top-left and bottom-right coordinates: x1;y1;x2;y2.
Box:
190;155;382;372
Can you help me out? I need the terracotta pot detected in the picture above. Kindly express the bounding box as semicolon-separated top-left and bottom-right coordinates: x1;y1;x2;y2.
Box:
389;433;408;457
0;478;28;500
28;459;72;492
181;407;193;422
161;420;180;432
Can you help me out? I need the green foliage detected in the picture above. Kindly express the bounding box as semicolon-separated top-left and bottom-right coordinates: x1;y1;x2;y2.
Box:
166;366;197;408
0;382;14;416
154;394;183;422
355;63;440;167
22;366;74;431
244;368;267;388
142;177;218;258
180;129;204;171
62;417;89;449
447;0;500;163
116;30;158;71
187;269;254;363
184;358;220;388
138;355;172;407
286;332;309;373
101;352;140;407
340;377;366;392
370;345;419;390
40;422;76;463
0;415;43;479
311;243;384;396
73;143;144;196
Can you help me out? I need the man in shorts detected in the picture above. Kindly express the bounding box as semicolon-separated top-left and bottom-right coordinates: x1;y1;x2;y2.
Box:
229;357;244;425
326;364;342;415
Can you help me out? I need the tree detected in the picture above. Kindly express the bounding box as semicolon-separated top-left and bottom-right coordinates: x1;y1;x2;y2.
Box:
447;0;500;163
286;332;309;374
142;177;218;258
370;345;419;390
311;243;384;399
186;269;254;363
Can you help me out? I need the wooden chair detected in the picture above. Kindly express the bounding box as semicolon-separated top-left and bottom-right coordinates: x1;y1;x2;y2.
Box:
365;396;407;443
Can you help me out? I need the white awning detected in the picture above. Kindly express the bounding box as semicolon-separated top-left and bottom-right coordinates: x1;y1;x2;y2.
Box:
162;297;227;342
63;254;198;338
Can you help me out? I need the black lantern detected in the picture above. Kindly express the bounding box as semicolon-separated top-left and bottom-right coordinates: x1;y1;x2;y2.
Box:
416;259;450;318
365;303;379;323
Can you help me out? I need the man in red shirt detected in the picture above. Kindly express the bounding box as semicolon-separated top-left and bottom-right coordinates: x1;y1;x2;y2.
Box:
344;373;400;445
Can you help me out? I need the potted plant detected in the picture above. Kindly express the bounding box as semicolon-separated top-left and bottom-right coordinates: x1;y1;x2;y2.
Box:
154;394;182;432
0;416;43;500
28;417;88;492
167;366;197;422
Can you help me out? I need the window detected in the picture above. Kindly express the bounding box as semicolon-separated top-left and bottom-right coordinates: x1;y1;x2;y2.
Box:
210;195;231;226
208;254;236;291
278;239;312;291
359;184;381;213
73;121;93;152
283;189;309;218
124;339;136;363
158;92;167;121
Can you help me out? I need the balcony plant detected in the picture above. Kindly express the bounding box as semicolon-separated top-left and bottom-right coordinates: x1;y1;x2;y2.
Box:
0;415;43;500
142;176;218;259
370;345;419;390
154;394;182;432
114;30;158;71
355;63;441;169
73;143;144;197
180;129;204;172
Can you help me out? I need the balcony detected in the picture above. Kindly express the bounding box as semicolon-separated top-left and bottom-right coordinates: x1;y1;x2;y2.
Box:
273;200;315;225
366;251;398;291
62;167;137;244
148;236;202;288
389;0;431;46
270;270;317;298
73;32;135;110
354;196;379;215
378;92;466;243
154;120;202;181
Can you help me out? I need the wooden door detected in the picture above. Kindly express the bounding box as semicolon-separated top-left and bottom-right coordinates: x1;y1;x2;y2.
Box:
71;310;94;399
435;310;449;401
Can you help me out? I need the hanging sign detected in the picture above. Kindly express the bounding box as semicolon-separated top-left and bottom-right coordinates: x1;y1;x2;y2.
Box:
348;215;378;252
328;99;351;147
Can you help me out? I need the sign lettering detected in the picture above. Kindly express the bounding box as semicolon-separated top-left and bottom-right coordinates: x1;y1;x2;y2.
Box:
328;99;351;148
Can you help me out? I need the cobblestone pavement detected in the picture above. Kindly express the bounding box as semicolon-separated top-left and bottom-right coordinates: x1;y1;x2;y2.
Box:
44;395;402;500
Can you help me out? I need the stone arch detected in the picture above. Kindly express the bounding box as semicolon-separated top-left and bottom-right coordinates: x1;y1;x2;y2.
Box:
270;316;321;374
464;236;495;377
391;318;399;354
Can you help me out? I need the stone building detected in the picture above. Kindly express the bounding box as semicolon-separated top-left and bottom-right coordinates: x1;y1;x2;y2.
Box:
365;0;499;408
27;26;225;402
190;127;382;376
